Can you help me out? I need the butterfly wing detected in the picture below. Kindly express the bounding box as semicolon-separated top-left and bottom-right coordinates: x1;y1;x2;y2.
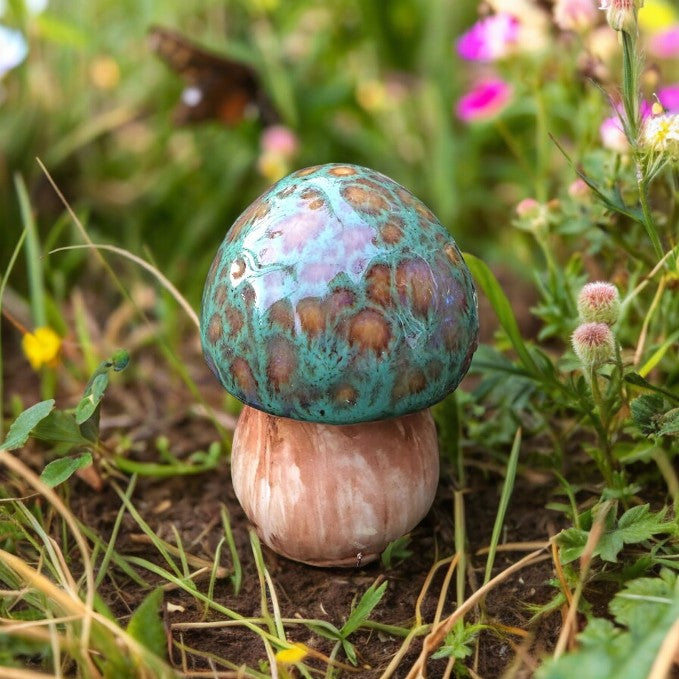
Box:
148;25;277;126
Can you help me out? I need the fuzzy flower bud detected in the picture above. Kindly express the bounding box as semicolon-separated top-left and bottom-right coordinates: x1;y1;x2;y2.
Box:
572;322;616;367
577;281;621;325
600;0;644;34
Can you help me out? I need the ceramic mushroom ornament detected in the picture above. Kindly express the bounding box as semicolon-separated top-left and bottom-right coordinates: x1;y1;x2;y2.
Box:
200;163;479;567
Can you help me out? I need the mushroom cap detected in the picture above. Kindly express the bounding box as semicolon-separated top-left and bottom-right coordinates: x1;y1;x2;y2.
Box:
200;163;479;424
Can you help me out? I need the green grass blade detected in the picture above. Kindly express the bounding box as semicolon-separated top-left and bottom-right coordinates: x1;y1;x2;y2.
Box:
15;174;46;328
464;253;541;377
484;427;522;585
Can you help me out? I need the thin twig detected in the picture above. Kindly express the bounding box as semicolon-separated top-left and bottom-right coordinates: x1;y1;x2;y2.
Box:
405;547;550;678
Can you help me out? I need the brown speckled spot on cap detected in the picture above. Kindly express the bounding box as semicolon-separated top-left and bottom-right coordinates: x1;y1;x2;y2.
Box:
214;283;229;308
380;217;404;244
207;313;222;344
268;298;295;332
240;283;256;307
334;383;358;406
392;368;426;400
348;309;391;353
231;357;257;397
444;243;461;265
396;186;416;206
297;297;326;337
300;187;325;210
341;184;389;214
294;165;321;177
415;202;436;223
325;289;356;318
396;259;435;317
365;264;392;307
267;337;297;389
225;305;244;337
328;165;358;176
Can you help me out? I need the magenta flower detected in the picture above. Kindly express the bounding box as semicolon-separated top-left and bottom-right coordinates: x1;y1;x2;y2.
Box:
456;13;519;62
658;85;679;113
648;26;679;59
456;79;513;122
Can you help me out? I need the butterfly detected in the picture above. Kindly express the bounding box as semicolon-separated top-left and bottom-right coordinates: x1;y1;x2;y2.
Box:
148;25;278;126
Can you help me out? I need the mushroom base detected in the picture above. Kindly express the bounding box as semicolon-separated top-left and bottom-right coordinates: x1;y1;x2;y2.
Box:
231;405;440;567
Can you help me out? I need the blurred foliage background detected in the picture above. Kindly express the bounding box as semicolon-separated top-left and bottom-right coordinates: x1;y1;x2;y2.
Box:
0;0;483;304
1;0;677;314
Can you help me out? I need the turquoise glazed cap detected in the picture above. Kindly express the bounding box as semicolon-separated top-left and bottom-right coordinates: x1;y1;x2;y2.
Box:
200;163;479;425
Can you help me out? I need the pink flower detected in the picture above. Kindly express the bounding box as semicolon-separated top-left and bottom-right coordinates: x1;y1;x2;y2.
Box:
515;198;540;217
600;116;629;152
456;79;513;122
577;282;620;325
456;13;519;61
568;178;591;199
260;125;299;157
571;322;616;367
658;85;679;113
648;26;679;58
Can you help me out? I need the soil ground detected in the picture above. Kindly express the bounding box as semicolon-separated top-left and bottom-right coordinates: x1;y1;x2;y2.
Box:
3;310;570;678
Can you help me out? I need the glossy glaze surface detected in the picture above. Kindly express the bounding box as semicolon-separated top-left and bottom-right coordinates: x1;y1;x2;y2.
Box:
201;163;478;424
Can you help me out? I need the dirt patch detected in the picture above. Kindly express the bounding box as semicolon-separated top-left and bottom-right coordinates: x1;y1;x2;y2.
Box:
3;321;567;677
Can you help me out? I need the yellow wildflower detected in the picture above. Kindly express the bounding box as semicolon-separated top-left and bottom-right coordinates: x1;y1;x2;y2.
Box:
275;642;309;664
21;327;62;371
638;0;677;32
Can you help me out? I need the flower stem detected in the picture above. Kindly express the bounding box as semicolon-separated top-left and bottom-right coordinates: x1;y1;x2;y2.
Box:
586;365;616;488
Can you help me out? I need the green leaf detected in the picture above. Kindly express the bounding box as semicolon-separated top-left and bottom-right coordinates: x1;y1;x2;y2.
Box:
126;588;166;659
109;349;130;372
556;527;588;564
538;573;679;679
341;638;357;665
557;505;673;565
380;535;413;569
609;570;676;630
630;394;664;435
658;408;679;436
463;253;540;377
75;373;109;424
0;400;55;450
624;373;679;403
432;622;486;660
40;453;93;487
340;581;388;638
597;504;672;563
32;410;91;447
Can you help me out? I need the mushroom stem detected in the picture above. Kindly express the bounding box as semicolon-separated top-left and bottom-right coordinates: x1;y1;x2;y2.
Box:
231;405;440;567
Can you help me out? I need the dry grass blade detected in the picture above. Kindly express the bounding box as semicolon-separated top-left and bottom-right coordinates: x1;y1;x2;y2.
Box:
404;547;550;678
647;615;679;679
552;500;613;660
0;668;62;679
48;244;199;329
0;450;97;676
